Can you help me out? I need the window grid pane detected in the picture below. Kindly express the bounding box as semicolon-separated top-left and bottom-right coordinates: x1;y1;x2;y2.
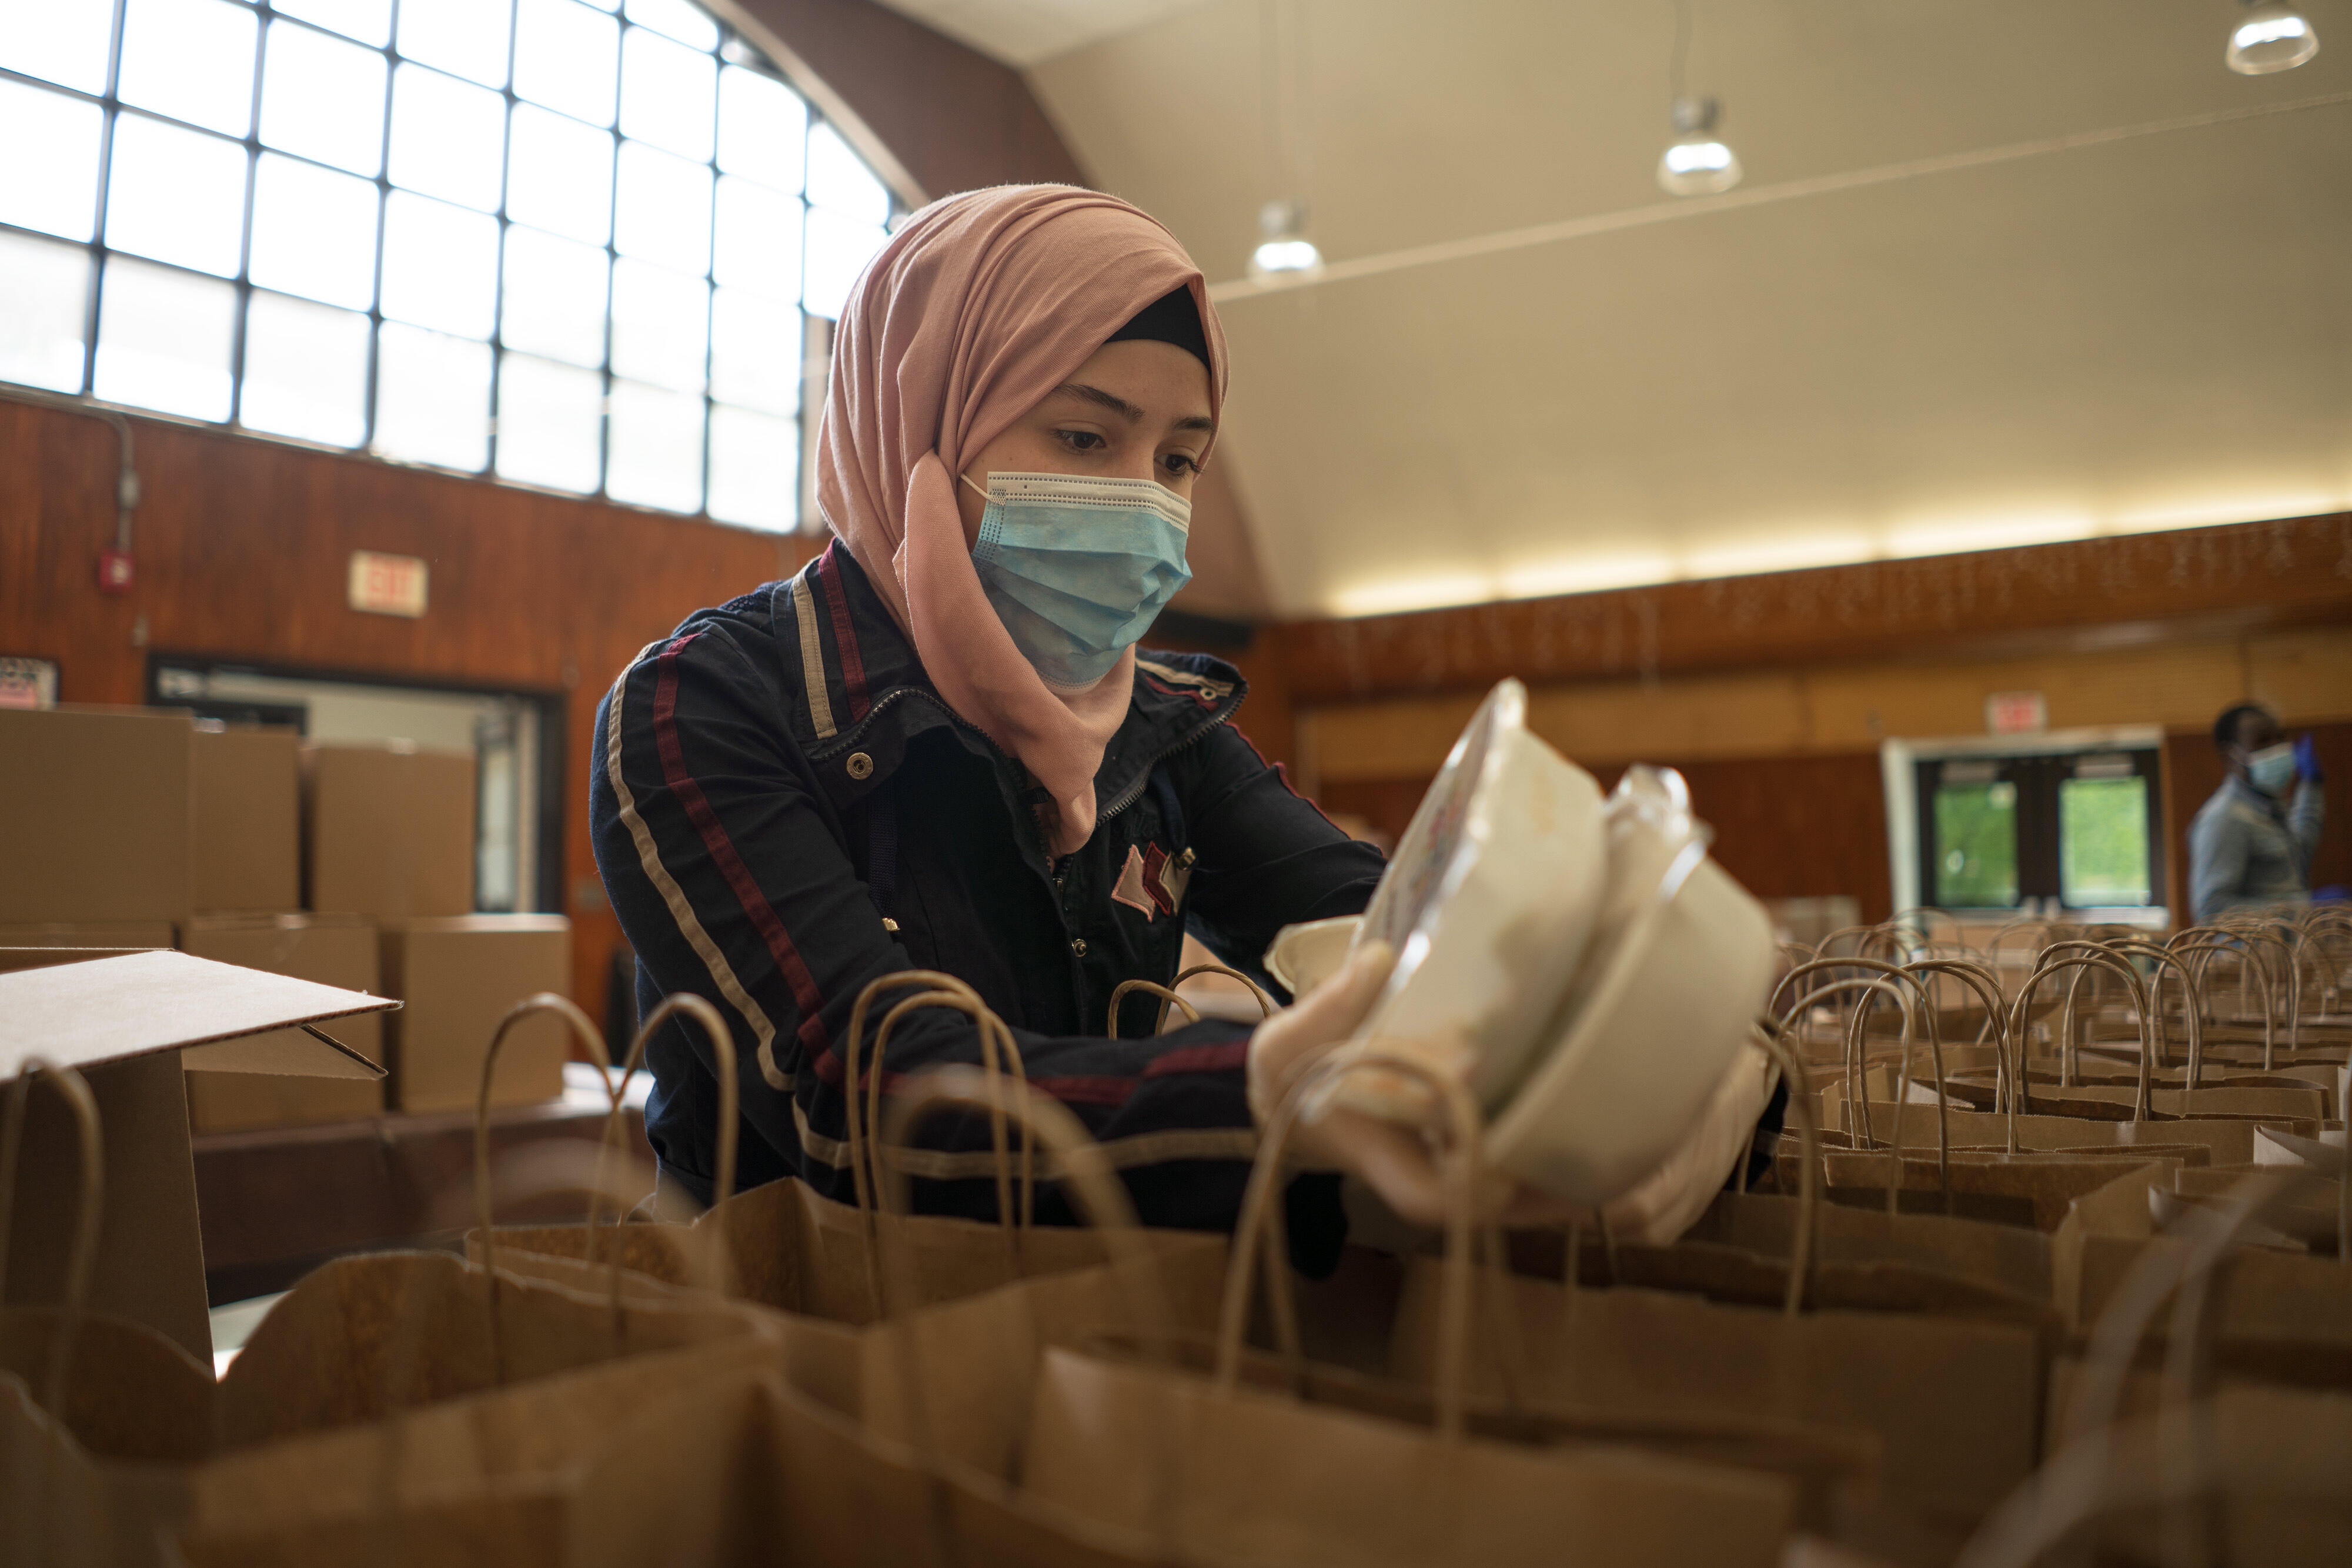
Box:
0;0;891;528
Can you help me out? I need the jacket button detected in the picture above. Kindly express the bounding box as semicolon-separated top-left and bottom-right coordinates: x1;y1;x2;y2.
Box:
1070;937;1088;958
846;751;874;780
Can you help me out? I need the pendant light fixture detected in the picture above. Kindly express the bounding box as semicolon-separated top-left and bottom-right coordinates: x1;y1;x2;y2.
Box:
1247;0;1322;285
1657;97;1743;196
1249;198;1324;282
1656;0;1743;197
2225;1;2320;73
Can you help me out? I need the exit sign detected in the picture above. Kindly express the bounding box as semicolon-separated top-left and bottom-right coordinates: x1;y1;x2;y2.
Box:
1985;690;2046;735
348;550;428;617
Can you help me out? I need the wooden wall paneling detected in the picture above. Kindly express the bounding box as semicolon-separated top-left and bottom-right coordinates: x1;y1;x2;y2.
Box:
1526;674;1810;766
1319;753;1896;924
1300;628;2352;788
0;400;814;1032
1274;514;2352;703
2248;628;2352;721
1801;638;2251;750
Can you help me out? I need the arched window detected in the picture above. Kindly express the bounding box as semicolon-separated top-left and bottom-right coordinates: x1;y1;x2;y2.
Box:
0;0;899;531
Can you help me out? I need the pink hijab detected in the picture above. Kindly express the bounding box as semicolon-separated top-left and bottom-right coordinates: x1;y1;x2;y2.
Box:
814;185;1229;855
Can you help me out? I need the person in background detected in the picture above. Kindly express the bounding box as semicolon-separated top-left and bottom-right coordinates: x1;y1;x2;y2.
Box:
2189;702;2325;924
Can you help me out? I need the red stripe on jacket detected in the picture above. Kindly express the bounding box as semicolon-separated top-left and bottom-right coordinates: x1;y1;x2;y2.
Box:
814;541;871;722
651;634;832;1057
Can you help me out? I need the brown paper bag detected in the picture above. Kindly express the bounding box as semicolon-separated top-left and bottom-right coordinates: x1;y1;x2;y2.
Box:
1799;1150;2181;1231
1025;1346;1795;1568
217;1241;781;1449
476;980;1218;1328
2053;1175;2352;1379
1964;1172;2352;1568
1405;1032;2042;1543
173;1337;790;1567
0;1061;206;1568
1840;1098;2280;1165
0;1372;191;1568
1032;1053;1805;1566
848;1062;1803;1567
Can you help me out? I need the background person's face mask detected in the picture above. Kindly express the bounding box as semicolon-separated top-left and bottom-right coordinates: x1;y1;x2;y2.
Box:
2246;741;2297;796
961;471;1192;690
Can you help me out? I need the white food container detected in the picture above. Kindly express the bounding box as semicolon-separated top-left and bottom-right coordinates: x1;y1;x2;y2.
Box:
1488;767;1776;1205
1335;679;1608;1113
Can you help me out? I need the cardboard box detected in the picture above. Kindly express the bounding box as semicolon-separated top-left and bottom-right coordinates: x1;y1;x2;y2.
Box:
379;915;572;1113
179;913;385;1132
0;922;178;949
0;706;192;927
192;722;302;912
0;949;392;1361
303;740;477;919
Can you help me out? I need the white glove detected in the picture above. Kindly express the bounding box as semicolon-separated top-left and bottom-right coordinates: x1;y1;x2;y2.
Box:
1594;1040;1778;1247
1247;942;1576;1229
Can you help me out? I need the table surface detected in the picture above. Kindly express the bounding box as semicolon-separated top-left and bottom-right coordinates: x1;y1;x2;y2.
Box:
193;1071;657;1303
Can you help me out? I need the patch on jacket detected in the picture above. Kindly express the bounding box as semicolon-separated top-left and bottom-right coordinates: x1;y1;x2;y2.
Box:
1145;842;1193;915
1112;845;1157;917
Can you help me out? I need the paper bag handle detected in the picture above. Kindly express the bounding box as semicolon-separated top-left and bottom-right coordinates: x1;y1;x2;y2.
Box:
2171;935;2274;1074
1220;1049;1484;1440
0;1058;103;1416
1770;955;1929;1151
2219;922;2300;1054
2102;939;2210;1089
843;970;988;1214
870;989;1035;1233
1745;1019;1821;1317
472;993;608;1383
1178;965;1278;1019
872;1063;1172;1517
622;993;737;1295
2013;952;2153;1129
1105;979;1201;1038
1773;966;1943;1206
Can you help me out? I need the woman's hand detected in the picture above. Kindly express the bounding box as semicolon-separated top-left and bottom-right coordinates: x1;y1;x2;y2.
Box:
1249;939;1774;1242
1591;1040;1776;1246
1247;942;1576;1229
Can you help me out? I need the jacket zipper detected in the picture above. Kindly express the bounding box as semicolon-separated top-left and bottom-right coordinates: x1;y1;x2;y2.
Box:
1094;687;1246;824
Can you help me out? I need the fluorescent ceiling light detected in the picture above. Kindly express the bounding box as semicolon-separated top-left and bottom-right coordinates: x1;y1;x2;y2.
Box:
1882;511;2097;559
1679;533;1873;580
1325;570;1496;617
1499;553;1678;597
2107;490;2347;533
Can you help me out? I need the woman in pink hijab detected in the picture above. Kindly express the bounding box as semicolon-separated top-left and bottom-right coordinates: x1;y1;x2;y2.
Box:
593;183;1413;1261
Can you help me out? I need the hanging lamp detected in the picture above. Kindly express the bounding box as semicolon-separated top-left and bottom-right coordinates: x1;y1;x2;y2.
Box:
2226;1;2320;73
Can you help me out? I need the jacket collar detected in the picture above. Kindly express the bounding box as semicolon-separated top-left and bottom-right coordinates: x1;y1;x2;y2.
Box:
784;540;1246;824
2221;772;2287;821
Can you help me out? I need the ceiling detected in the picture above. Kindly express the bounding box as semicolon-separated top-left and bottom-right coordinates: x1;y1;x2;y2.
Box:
871;0;1215;67
1015;1;2352;617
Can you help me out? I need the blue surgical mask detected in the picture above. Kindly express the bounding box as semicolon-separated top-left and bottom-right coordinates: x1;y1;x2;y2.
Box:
2246;741;2297;797
961;470;1193;690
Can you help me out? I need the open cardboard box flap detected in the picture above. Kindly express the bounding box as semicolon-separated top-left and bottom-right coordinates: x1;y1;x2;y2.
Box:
2;949;392;1081
1;948;400;1362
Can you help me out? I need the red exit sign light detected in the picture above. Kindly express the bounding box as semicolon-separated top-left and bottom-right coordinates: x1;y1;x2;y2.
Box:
348;550;429;618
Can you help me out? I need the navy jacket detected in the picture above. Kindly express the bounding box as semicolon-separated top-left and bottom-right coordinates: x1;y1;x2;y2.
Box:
590;541;1386;1239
